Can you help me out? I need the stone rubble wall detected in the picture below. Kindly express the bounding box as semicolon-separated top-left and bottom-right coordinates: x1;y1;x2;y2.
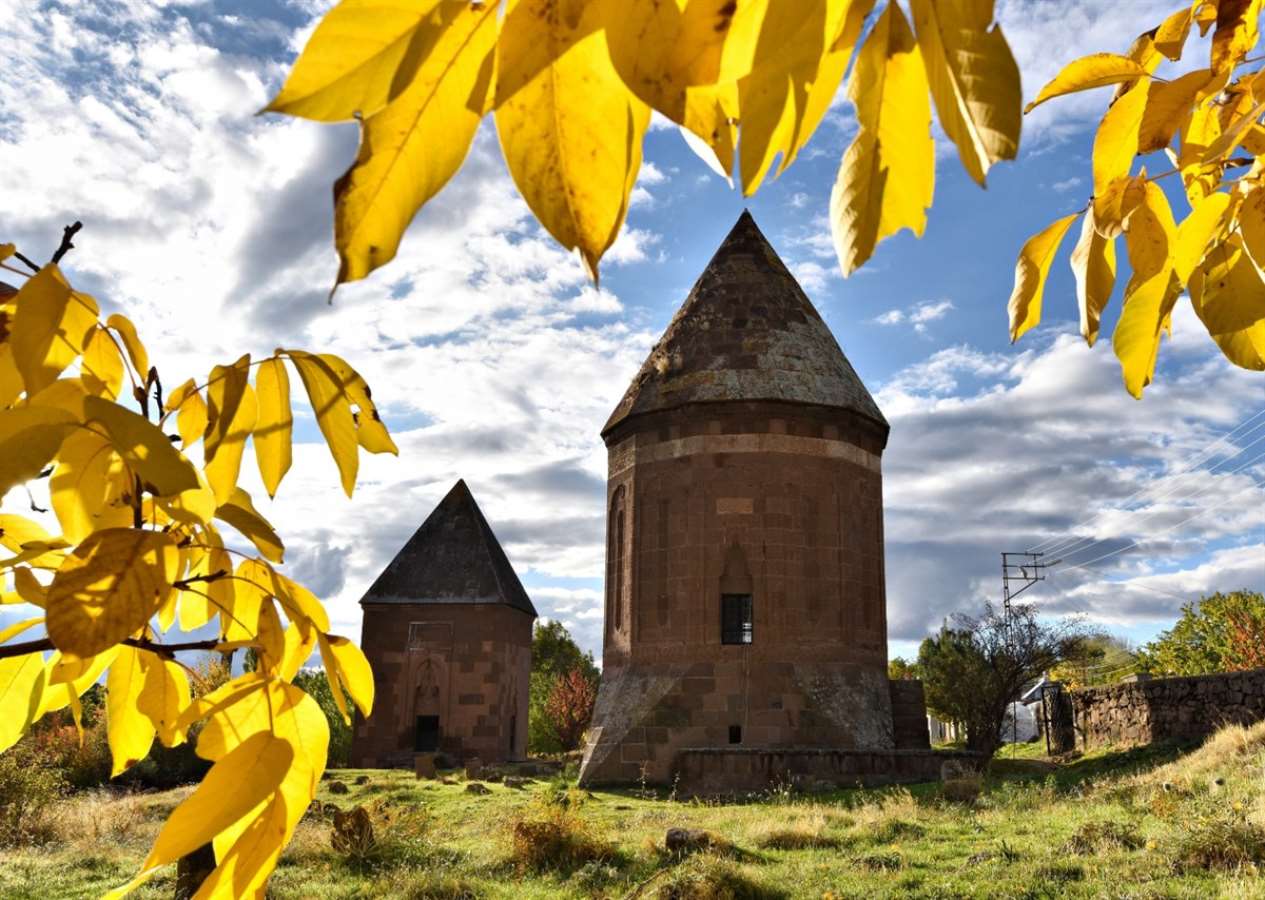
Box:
1072;669;1265;750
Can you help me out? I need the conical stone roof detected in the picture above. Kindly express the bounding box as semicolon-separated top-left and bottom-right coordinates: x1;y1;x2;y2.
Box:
360;480;537;616
603;211;886;437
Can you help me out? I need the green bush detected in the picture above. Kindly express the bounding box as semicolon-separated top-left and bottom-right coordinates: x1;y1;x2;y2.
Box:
0;751;67;846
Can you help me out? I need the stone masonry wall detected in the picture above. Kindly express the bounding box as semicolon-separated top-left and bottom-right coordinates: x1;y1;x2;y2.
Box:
889;679;931;750
352;603;532;768
1073;669;1265;750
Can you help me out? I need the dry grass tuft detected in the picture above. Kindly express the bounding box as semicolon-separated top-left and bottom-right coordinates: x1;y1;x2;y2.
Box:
1137;720;1265;790
1167;808;1265;873
751;809;845;850
653;853;786;899
941;776;982;805
508;797;614;874
1062;820;1143;855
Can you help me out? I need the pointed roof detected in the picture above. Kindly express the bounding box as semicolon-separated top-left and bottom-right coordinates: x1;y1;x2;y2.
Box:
603;211;886;437
361;480;537;616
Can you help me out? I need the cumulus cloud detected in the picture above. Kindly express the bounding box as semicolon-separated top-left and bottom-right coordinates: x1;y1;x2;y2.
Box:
873;299;956;334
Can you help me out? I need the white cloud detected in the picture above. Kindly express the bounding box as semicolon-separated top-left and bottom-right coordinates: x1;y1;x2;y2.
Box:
873;298;956;334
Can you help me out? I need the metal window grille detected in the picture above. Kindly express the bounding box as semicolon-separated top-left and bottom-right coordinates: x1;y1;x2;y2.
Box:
721;593;753;645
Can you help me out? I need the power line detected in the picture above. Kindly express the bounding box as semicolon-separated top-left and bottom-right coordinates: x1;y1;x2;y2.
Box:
1054;449;1265;567
1027;407;1265;556
1038;426;1265;561
1052;477;1265;575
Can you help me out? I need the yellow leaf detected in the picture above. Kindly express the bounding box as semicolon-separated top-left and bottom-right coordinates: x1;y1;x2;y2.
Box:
0;651;46;752
106;645;156;776
1154;6;1194;60
1069;205;1117;346
319;633;375;723
1025;53;1152;114
216;487;285;564
26;376;88;420
1092;78;1150;201
911;0;1021;185
1240;187;1265;273
279;622;318;681
1007;213;1081;342
0;616;42;644
0;516;67;572
678;84;740;179
1178;93;1226;205
830;0;934;275
11;265;99;394
270;569;331;633
333;1;496;285
1200;98;1265;162
285;351;359;496
737;0;872;194
104;314;149;385
84;395;200;498
256;598;286;674
176;546;216;632
318;354;398;455
51;424;123;542
495;0;650;278
81;328;125;400
45;528;180;659
1092;172;1147;242
1211;0;1263;73
1138;68;1216;153
1175;191;1232;283
0;342;22;408
137;651;190;748
1189;236;1265;369
604;0;768;166
0;405;76;501
264;0;449;121
177;387;208;451
157;477;217;527
0;243;13;261
224;559;269;643
108;731;293;899
254;357;293;498
206;382;257;507
1114;181;1179;397
11;566;47;605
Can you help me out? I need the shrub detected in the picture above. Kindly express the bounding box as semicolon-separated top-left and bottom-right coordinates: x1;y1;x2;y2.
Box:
1168;808;1265;873
941;776;982;805
0;750;67;846
654;853;786;899
507;796;613;874
1062;820;1143;855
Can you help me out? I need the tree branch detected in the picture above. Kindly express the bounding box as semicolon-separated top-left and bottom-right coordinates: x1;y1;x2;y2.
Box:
50;221;83;265
0;636;224;661
12;251;41;274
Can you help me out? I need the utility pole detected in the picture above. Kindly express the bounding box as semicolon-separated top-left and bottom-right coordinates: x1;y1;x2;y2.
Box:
1000;552;1054;754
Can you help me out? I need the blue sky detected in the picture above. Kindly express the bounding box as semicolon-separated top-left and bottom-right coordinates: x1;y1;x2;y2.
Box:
1;0;1261;665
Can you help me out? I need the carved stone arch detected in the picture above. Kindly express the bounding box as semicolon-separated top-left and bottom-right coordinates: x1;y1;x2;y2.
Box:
607;484;627;635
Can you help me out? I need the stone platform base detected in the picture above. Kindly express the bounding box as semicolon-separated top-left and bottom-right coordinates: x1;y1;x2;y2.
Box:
670;747;981;795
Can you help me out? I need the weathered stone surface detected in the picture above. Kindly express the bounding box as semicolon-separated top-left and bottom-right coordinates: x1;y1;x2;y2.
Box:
328;781;349;795
665;828;715;855
351;481;535;768
578;213;919;791
1072;669;1265;750
464;782;491;795
414;753;436;779
465;758;482;780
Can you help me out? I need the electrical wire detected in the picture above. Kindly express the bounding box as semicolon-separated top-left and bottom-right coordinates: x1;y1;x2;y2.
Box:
1026;407;1265;556
1037;427;1265;561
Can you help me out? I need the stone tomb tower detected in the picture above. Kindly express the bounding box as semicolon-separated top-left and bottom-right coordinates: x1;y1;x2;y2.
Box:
579;212;930;788
351;480;536;768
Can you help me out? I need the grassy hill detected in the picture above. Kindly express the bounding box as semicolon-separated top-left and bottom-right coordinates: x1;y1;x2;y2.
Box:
2;722;1263;899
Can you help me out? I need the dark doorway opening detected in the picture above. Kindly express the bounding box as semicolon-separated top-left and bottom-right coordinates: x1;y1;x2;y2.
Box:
728;725;742;745
509;714;517;755
415;715;440;752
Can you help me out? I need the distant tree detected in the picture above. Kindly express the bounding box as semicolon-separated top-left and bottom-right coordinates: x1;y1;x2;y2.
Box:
888;657;919;681
544;668;598;752
1137;591;1265;677
918;603;1084;758
1050;631;1138;689
529;621;599;754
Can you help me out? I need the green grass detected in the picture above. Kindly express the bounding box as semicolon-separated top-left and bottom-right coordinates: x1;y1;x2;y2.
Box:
4;725;1265;899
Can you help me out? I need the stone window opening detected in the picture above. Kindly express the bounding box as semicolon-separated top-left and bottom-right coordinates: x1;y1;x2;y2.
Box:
608;486;627;634
728;724;743;744
721;593;753;644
